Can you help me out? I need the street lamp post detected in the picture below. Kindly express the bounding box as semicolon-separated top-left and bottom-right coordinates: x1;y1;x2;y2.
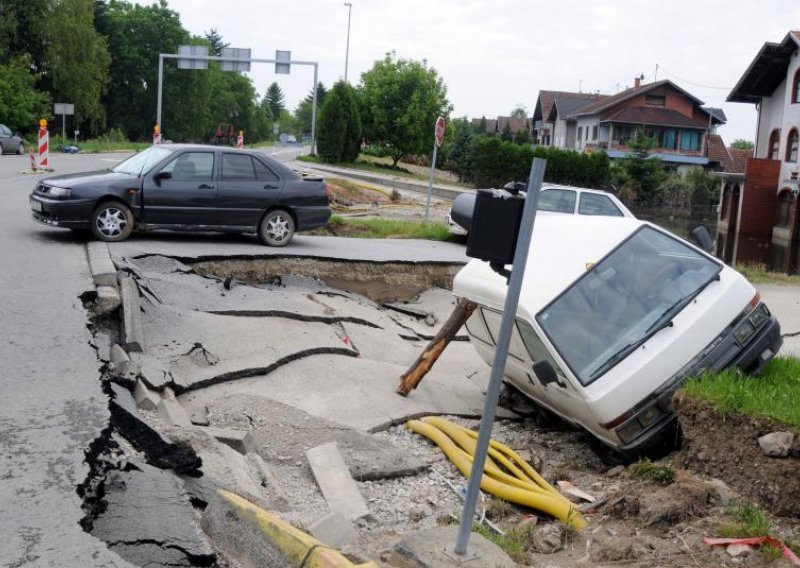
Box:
344;2;352;82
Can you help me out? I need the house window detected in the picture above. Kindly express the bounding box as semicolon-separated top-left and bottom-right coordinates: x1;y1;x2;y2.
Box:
680;131;700;151
793;69;800;104
769;129;781;160
592;125;598;140
660;129;677;150
577;127;583;144
777;189;794;227
787;129;799;163
645;94;666;107
585;127;589;140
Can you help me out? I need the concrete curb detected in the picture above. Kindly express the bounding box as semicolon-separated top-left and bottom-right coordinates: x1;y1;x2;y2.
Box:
301;163;470;201
120;275;145;352
87;242;119;289
202;489;379;568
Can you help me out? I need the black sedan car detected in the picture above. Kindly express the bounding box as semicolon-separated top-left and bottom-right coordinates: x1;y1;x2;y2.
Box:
29;144;331;246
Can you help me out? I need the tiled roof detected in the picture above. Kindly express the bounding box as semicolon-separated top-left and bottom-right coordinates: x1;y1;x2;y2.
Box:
600;106;708;129
727;148;753;174
706;134;732;166
569;80;705;118
471;118;498;133
535;90;603;122
792;30;800;44
496;116;529;133
549;97;599;121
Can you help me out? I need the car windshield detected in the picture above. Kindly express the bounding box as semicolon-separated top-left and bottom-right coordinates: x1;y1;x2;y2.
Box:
112;146;174;176
537;226;722;385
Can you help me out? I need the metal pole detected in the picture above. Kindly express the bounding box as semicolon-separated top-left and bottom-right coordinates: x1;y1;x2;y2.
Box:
310;63;318;156
157;53;164;130
453;158;547;556
344;2;352;82
425;142;438;220
62;113;66;148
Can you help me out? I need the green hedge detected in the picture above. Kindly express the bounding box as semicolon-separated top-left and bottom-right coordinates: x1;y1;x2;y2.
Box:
470;136;610;189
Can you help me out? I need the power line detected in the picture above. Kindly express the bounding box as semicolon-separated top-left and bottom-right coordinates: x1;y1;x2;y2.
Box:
656;65;732;90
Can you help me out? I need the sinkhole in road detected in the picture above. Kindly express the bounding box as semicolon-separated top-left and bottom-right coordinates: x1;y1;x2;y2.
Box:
190;256;464;303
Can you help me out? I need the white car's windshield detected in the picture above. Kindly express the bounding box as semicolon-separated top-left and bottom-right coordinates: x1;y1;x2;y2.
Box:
112;146;174;176
537;226;722;385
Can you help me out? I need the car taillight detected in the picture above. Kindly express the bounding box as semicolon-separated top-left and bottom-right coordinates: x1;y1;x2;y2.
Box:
748;291;761;311
324;182;332;201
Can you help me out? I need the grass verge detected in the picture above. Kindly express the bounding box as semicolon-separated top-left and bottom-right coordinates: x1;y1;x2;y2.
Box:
74;140;151;153
628;459;675;485
472;522;533;564
717;502;771;538
681;357;800;428
313;215;452;241
735;262;800;286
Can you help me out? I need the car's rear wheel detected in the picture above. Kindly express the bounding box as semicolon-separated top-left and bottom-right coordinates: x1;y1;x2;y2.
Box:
91;201;134;242
258;209;295;247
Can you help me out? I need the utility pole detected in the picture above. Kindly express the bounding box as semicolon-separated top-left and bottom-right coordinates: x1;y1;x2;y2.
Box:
344;2;353;82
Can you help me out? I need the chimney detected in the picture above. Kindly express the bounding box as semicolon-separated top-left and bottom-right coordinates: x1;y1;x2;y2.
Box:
634;76;641;89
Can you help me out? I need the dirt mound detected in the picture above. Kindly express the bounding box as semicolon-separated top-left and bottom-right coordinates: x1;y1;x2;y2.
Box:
673;393;800;517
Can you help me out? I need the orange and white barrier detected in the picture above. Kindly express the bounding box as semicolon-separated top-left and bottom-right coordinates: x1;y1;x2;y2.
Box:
153;124;162;145
237;130;244;149
38;119;49;169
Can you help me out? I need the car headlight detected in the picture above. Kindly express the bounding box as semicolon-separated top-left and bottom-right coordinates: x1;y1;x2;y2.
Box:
48;186;72;198
748;304;769;329
616;418;643;444
734;321;755;344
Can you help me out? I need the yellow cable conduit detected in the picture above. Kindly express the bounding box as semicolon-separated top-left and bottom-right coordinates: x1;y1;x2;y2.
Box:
406;417;587;530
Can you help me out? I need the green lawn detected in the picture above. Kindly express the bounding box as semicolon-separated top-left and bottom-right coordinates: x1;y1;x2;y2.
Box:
735;262;800;286
681;357;800;428
315;215;452;241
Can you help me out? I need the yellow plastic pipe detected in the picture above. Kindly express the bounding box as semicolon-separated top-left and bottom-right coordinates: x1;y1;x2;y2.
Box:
406;420;586;530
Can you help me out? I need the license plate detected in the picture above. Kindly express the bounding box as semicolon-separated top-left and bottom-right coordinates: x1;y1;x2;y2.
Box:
30;199;42;212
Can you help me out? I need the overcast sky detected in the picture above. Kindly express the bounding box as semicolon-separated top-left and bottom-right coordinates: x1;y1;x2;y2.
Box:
152;0;800;143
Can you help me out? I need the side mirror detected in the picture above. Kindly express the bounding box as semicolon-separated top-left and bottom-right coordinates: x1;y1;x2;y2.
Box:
154;170;172;185
532;360;559;387
691;225;714;254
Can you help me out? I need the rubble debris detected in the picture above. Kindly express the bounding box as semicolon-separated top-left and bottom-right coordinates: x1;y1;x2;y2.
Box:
93;286;121;315
204;427;257;455
307;441;370;521
91;460;215;567
532;523;565;554
132;379;159;411
120;275;144;352
308;511;358;549
109;384;201;474
157;396;192;427
245;453;291;511
758;431;795;458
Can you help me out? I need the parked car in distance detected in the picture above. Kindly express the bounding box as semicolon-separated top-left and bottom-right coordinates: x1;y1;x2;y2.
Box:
0;124;25;155
29;144;331;246
447;184;634;236
454;214;782;462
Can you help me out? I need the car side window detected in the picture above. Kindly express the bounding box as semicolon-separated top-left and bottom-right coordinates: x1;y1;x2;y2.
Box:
579;193;624;217
161;152;214;181
538;189;576;213
516;319;567;379
253;158;280;182
0;125;10;137
222;154;256;180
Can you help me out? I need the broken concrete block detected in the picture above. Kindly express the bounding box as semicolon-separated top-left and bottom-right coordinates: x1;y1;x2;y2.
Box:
109;343;130;376
204;427;257;455
94;286;121;315
245;453;290;511
532;523;565;554
308;511;357;549
758;431;794;458
306;441;369;521
120;275;145;353
133;379;160;411
157;397;192;427
189;404;209;426
387;526;515;567
87;241;118;289
109;384;201;474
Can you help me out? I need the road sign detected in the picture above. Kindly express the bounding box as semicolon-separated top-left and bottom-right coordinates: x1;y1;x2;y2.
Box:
54;103;74;115
177;45;208;69
221;47;251;72
435;116;446;147
275;50;291;74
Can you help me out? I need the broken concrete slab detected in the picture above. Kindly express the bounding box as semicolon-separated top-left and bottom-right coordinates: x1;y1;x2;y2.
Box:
133;379;160;411
185;395;427;481
87;241;118;288
110;343;130;376
109;384;201;474
245;453;291;512
308;511;358;549
386;526;516;568
306;441;369;521
203;427;257;455
91;461;215;567
157;397;192;427
120;275;144;352
93;286;121;315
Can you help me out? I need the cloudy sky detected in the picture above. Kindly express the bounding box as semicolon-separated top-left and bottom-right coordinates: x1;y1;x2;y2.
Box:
155;0;800;143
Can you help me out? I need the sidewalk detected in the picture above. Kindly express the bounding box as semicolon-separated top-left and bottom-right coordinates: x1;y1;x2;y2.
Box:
293;161;471;201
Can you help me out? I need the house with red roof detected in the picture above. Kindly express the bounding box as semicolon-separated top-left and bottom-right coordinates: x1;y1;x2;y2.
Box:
720;30;800;272
532;79;726;172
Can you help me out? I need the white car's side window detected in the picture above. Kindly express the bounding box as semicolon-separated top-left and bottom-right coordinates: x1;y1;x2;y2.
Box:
538;189;576;213
579;193;624;217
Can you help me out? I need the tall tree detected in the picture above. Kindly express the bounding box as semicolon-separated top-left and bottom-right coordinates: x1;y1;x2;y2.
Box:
730;139;754;150
263;82;285;120
316;81;362;163
0;0;52;74
204;28;228;56
0;57;50;133
47;0;110;133
510;106;528;119
293;82;327;138
445;117;474;182
359;53;451;167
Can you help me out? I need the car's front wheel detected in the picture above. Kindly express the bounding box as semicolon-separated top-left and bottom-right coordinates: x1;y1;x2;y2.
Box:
258;209;295;246
91;201;134;242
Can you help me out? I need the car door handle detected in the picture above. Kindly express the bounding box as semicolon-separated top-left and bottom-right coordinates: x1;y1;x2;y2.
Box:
263;184;279;189
198;183;215;189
